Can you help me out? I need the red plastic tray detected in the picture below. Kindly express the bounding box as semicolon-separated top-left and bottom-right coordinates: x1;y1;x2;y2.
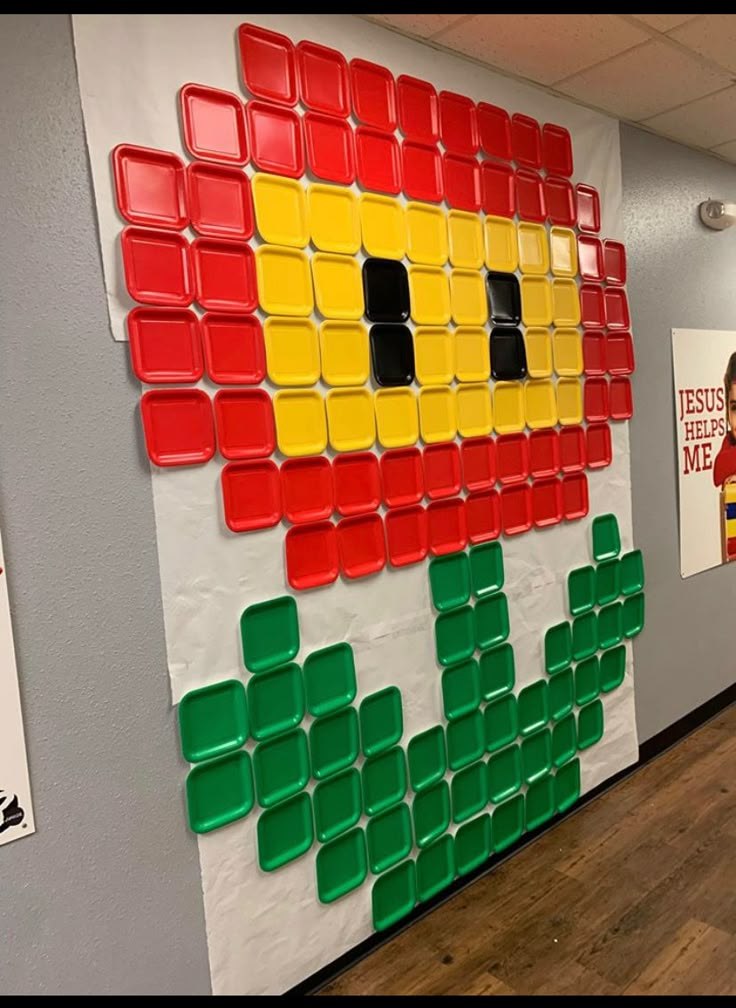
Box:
578;236;604;281
496;433;530;485
515;169;546;223
246;101;304;178
444;153;481;213
221;459;282;533
603;240;627;286
480;160;515;218
192;238;257;313
280;456;334;524
583;331;607;376
127;307;203;384
397;75;439;143
187;162;253;240
465;490;501;544
213;388;275;460
542;123;573;177
402;142;444;203
355;127;402;195
337;513;386;579
113;145;188;230
201;313;265;385
477;102;511;161
121;227;193;308
576;184;601;233
427;498;468;556
237;23;298;106
604;288;631;330
511;113;542;169
561;472;589;520
531;478;563;528
304;111;356;185
350;59;397;131
385;504;428;567
439;91;478;156
423;443;461;500
579;284;606;329
584;377;610;423
179;84;248;165
297;40;350;116
285;521;339;590
380;447;424;508
586;423;613;469
609;377;633;420
140;389;215;467
606;331;635;375
559;426;586;473
461;437;496;492
500;484;532;536
333;452;381;516
543;176;576;227
529;429;560;479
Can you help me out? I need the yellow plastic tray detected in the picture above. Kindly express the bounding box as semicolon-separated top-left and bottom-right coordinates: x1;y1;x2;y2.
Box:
521;275;553;327
552;279;581;327
448;210;484;269
405;202;448;266
726;517;736;538
517;221;549;276
252;173;309;248
409;265;451;326
274;389;327;457
414;327;455;385
319;320;369;386
455;326;490;383
549;227;577;278
450;268;488;326
725;483;736;504
264;316;320;386
524;379;558;430
374;387;419;448
556;377;583;426
308;184;361;255
256;245;314;317
552;328;583;376
326;387;376;452
311;252;364;320
360;193;406;260
484;216;518;274
456;383;493;438
524;327;553;378
419;385;457;444
493;381;525;435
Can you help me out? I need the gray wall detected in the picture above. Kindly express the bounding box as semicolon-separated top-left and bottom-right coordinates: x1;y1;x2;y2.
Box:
0;15;209;995
621;124;736;742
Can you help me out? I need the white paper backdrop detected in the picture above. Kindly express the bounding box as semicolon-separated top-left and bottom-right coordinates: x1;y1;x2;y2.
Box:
73;13;637;995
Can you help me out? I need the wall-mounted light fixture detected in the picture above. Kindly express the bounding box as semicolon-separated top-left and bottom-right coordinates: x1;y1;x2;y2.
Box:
699;199;736;230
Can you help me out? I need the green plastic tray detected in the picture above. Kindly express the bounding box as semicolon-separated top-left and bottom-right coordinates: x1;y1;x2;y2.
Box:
257;791;313;871
412;779;450;848
372;860;416;931
303;643;357;717
525;774;555;831
366;802;413;874
469;541;504;598
619;549;645;596
247;662;305;741
316;827;367;903
478;643;515;701
595;559;620;606
360;686;403;757
429;552;471;612
598;602;623;649
600;644;626;693
575;655;600;706
454;812;491;876
492;793;524;852
572;611;598;661
487;743;521;803
517;680;548;736
551;712;577;768
521;728;552;784
577;699;604;750
313;767;362;843
447;709;485;770
253;728;309;808
362;746;407;817
451;760;488;824
416;835;455;902
407;725;446;792
178;679;248;763
484;693;518;753
554;758;581;814
567;565;595;617
240;595;299;674
545;622;572;675
435;605;475;667
622;593;645;638
310;707;360;780
592;513;621;562
474;593;510;650
442;658;481;721
548;667;574;720
186;749;254;834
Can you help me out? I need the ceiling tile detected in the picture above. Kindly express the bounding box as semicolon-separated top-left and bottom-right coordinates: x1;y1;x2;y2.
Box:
669;15;736;74
360;14;469;39
642;86;736;148
429;14;648;86
554;39;730;120
630;14;700;32
709;139;736;163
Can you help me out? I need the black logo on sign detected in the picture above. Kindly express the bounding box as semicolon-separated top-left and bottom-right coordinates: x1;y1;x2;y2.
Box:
0;790;25;834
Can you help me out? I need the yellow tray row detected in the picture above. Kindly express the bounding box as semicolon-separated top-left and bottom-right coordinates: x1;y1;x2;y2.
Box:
271;379;584;457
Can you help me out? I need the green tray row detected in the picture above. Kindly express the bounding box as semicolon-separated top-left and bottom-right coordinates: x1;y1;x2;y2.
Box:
435;593;510;666
429;542;505;613
545;593;644;674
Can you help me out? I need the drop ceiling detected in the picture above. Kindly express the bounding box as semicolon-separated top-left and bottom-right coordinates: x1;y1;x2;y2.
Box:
359;14;736;165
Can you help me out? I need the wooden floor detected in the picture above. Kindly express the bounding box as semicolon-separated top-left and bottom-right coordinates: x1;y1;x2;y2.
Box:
320;706;736;996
